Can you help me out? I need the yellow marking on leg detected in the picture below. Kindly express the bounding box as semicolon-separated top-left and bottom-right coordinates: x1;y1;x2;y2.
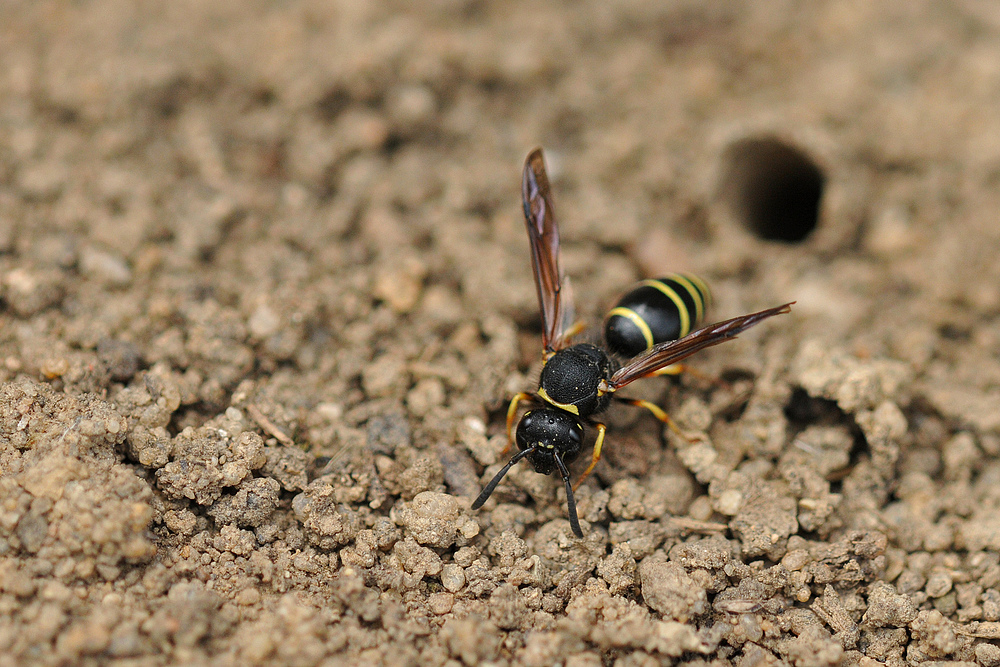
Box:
639;279;691;336
607;306;654;350
544;321;587;361
681;364;728;387
505;392;533;454
562;320;586;344
647;361;724;387
649;363;685;377
574;422;606;490
617;397;695;442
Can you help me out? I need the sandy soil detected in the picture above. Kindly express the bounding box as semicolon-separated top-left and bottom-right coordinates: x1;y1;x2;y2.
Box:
3;1;1000;665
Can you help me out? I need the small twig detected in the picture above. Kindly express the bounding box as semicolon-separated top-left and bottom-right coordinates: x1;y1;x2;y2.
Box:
955;621;1000;639
714;599;765;614
247;404;294;446
667;516;729;534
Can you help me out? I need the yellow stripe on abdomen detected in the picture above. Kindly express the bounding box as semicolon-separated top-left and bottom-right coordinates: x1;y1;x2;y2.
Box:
665;273;709;326
606;307;654;351
638;279;692;336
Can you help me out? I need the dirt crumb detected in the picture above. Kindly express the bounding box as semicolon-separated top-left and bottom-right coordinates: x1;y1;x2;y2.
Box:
394;490;479;548
638;558;708;622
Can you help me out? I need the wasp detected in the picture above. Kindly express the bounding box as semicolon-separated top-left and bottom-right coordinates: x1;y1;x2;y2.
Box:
472;148;793;536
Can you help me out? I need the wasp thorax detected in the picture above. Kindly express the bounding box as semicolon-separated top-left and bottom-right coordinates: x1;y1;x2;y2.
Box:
538;343;617;416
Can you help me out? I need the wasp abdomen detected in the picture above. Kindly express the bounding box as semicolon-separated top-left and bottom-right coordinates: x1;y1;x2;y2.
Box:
604;274;710;357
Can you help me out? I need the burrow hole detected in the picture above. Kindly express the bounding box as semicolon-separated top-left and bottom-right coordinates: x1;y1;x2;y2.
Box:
719;136;825;243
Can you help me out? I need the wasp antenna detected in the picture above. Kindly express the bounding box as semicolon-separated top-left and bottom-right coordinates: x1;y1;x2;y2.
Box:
471;447;534;510
553;452;583;537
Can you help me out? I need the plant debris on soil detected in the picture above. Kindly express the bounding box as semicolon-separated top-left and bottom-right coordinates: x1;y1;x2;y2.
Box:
3;2;1000;666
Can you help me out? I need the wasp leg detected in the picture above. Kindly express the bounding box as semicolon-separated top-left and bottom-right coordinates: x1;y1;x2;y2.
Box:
573;421;607;491
543;321;587;361
562;320;586;343
648;363;730;391
648;363;684;377
615;397;702;443
505;392;535;455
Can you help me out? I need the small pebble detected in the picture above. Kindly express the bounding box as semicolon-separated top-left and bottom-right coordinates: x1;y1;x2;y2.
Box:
715;489;743;516
79;246;132;285
236;588;262;606
373;256;427;314
925;569;953;598
427;592;454;615
440;564;466;592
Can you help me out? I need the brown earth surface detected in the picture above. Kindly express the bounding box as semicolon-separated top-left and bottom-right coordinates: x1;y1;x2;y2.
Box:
3;2;1000;666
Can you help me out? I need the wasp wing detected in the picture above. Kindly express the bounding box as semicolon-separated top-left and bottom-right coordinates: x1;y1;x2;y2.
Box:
558;274;576;343
523;148;571;353
608;303;793;389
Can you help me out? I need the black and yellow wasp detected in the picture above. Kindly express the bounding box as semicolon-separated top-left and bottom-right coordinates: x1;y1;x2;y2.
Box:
472;148;793;536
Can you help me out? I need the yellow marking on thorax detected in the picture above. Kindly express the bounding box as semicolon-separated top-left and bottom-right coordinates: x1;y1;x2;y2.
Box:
536;387;580;415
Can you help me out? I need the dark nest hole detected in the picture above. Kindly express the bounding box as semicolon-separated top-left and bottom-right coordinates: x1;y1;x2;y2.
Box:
719;136;825;243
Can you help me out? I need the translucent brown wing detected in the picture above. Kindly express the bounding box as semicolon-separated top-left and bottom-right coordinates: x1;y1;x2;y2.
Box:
523;148;571;353
607;303;794;390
